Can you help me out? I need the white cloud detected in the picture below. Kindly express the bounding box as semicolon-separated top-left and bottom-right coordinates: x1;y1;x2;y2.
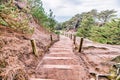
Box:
41;0;120;22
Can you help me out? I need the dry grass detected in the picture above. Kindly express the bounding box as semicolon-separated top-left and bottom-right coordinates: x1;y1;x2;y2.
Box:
0;57;29;80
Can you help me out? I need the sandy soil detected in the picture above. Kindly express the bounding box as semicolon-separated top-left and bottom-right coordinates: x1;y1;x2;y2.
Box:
75;37;120;79
0;24;58;79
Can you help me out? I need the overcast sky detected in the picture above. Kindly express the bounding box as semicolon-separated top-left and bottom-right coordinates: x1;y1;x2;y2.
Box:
41;0;120;22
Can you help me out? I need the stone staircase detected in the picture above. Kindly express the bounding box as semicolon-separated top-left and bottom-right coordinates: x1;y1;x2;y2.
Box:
30;36;88;80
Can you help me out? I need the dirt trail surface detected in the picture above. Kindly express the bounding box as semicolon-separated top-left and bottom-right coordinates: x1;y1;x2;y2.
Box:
76;37;120;75
30;35;90;80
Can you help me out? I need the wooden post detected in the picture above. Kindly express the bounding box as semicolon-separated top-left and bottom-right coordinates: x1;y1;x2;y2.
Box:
0;76;2;80
30;39;38;56
50;34;53;42
78;37;84;52
67;34;68;37
57;34;60;40
63;32;65;36
65;33;66;36
70;34;72;39
73;35;76;44
68;34;70;38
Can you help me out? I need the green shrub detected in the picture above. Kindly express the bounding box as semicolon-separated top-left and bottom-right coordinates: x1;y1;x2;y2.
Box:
29;0;56;32
0;3;34;34
54;31;60;34
76;15;94;38
89;19;120;45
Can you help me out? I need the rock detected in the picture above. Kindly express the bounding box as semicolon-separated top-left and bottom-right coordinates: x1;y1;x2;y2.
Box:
112;56;120;63
90;78;95;80
115;63;120;68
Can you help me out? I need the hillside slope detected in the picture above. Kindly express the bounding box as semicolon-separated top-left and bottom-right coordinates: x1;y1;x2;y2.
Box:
0;0;58;80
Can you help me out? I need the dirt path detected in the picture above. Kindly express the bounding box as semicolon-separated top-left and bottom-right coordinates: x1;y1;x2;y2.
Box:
30;35;89;80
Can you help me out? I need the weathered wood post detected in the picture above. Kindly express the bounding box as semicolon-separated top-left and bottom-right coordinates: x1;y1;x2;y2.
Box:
73;35;76;44
67;33;69;37
50;34;53;42
65;33;67;37
78;37;84;52
63;32;65;36
30;39;38;56
70;34;72;39
0;76;2;80
57;34;60;40
69;34;71;39
65;33;66;37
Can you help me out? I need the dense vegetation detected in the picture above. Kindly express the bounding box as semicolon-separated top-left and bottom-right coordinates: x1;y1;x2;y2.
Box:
28;0;57;32
0;0;34;34
62;9;120;45
0;0;57;33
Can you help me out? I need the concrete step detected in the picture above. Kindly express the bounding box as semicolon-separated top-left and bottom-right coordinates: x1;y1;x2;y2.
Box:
50;47;71;49
43;57;73;60
30;78;55;80
42;59;78;65
50;52;73;54
46;54;75;57
41;65;77;69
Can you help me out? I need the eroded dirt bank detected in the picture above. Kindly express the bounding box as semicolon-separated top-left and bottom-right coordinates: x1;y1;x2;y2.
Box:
75;37;120;79
0;25;58;80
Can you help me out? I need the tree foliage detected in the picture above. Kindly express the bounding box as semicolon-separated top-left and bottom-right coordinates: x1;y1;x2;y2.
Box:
77;14;95;38
90;19;120;44
0;1;34;34
48;9;57;32
29;0;57;32
29;0;47;24
62;9;117;30
98;10;116;23
62;9;119;45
